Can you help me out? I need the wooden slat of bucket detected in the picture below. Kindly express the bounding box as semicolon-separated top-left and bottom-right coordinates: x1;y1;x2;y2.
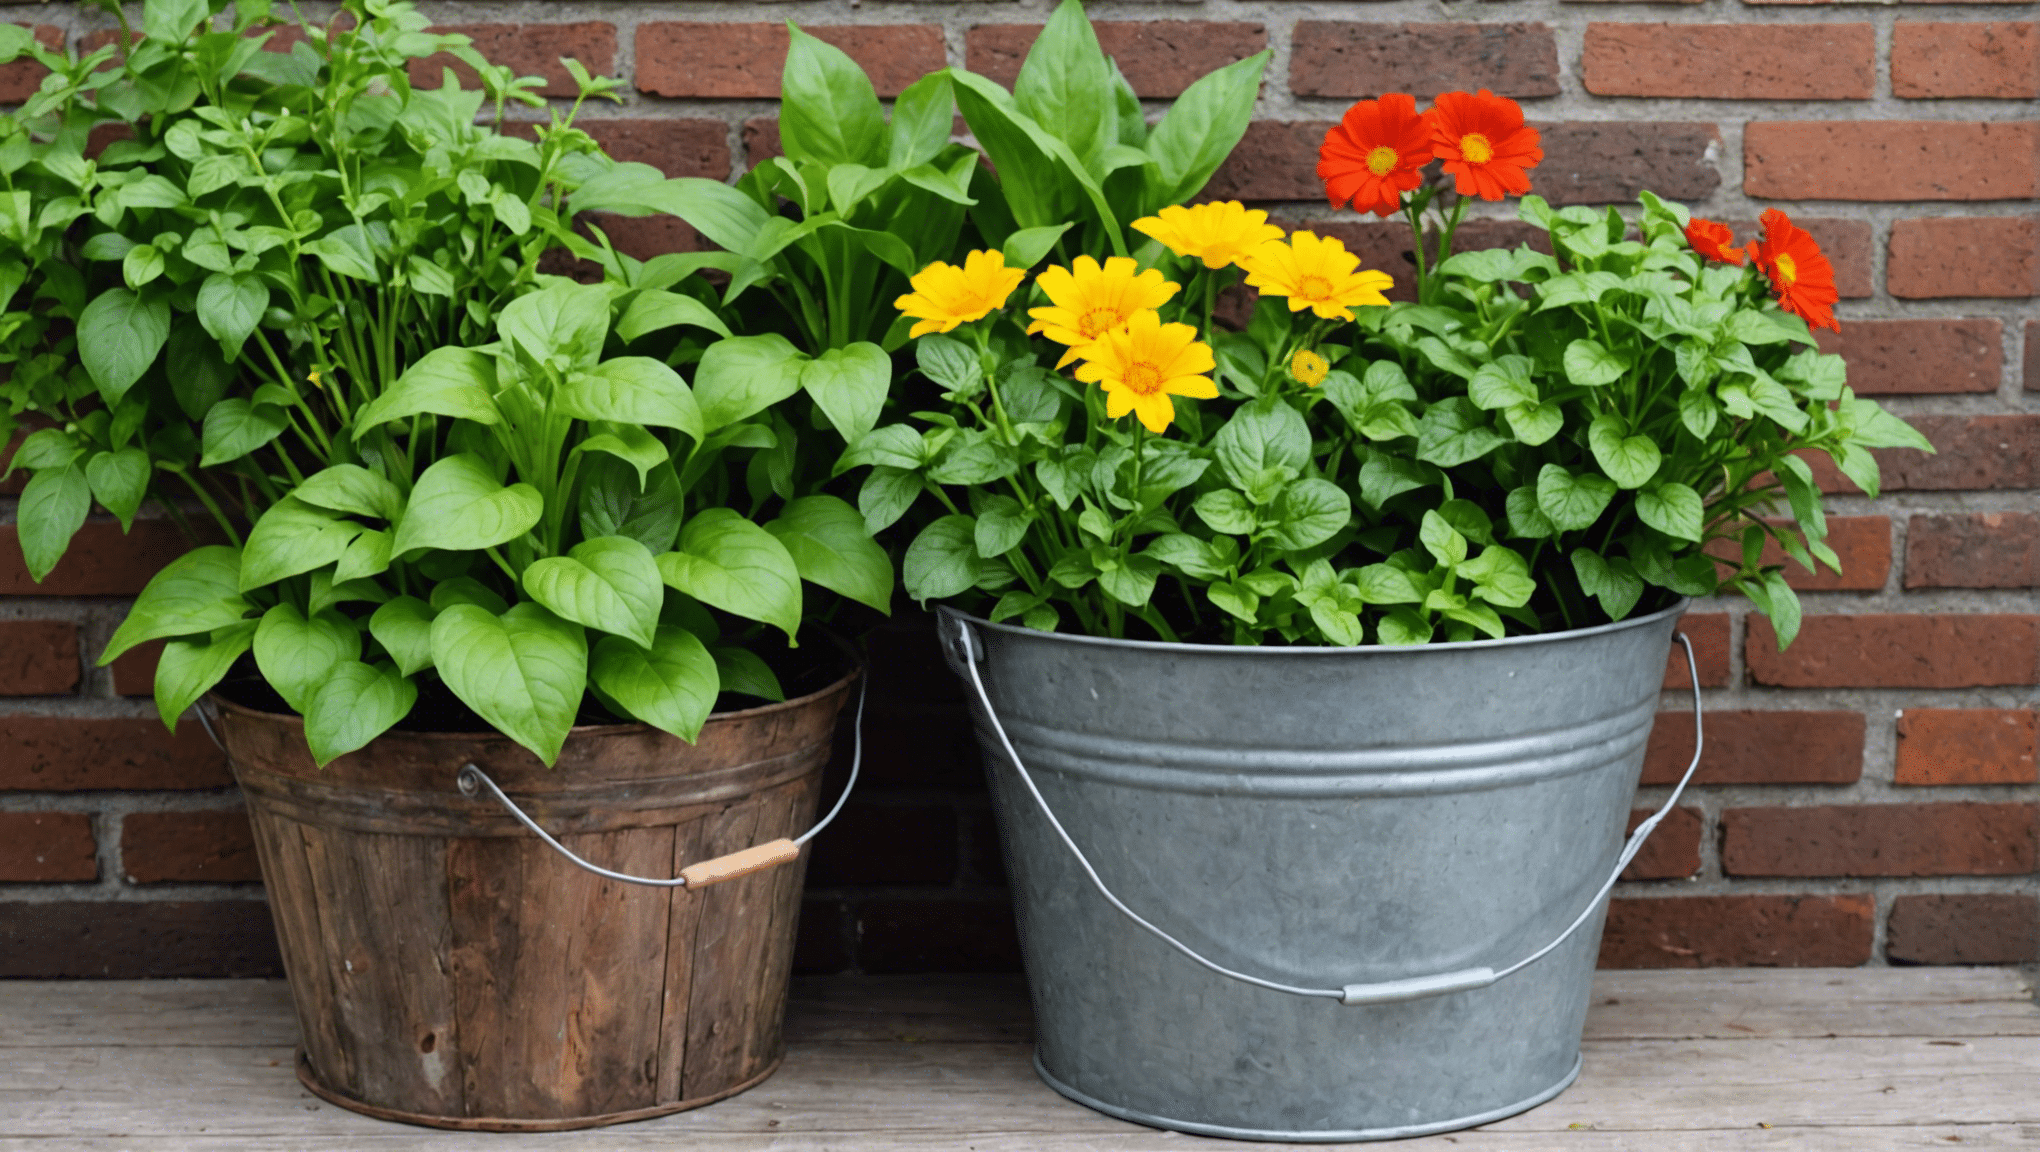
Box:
299;825;462;1118
447;826;674;1120
244;812;353;1096
655;812;718;1105
678;796;771;1101
745;781;815;1089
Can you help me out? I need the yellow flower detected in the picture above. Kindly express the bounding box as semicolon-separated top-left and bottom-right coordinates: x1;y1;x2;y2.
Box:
1290;348;1330;388
1027;256;1181;368
306;370;322;391
1240;231;1393;322
1070;310;1217;434
895;250;1027;338
1131;201;1285;270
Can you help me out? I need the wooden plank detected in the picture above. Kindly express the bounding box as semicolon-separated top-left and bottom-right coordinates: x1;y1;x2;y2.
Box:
298;826;463;1117
0;980;296;1048
6;1035;2039;1138
785;974;1034;1044
4;1128;2040;1152
1586;968;2040;1040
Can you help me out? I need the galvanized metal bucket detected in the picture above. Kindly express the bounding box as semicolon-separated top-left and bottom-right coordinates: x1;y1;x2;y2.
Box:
937;601;1698;1142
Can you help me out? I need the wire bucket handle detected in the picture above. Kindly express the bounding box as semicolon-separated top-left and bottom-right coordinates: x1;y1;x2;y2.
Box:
943;616;1705;1007
455;674;867;891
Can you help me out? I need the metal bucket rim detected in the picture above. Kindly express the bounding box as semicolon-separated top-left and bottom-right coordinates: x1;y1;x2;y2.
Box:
942;596;1690;658
206;655;862;739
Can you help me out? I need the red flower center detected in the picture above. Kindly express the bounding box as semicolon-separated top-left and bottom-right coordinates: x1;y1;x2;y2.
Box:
1459;133;1494;164
1774;253;1799;286
1365;145;1399;176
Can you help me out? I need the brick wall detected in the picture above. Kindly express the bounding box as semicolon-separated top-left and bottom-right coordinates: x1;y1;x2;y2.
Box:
1;0;2033;977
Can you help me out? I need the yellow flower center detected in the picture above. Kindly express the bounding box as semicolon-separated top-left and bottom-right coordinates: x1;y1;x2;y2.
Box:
1774;252;1798;286
1297;273;1334;301
1121;361;1165;396
1079;307;1122;339
1460;133;1494;164
1365;146;1399;176
1290;348;1330;388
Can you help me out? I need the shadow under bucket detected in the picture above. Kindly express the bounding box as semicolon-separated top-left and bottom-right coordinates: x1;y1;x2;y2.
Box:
939;600;1694;1142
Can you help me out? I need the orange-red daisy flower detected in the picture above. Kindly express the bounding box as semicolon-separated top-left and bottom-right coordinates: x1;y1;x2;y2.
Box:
1428;90;1542;202
1318;93;1436;218
1748;208;1839;333
1684;217;1745;265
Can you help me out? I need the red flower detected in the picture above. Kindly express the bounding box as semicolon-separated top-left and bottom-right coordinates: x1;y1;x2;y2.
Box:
1318;93;1436;218
1428;90;1542;202
1684;217;1745;265
1748;208;1839;333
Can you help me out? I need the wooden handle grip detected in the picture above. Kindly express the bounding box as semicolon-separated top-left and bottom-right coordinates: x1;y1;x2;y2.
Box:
680;839;800;888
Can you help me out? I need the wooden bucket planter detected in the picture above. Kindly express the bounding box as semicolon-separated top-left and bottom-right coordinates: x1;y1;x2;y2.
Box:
211;666;856;1131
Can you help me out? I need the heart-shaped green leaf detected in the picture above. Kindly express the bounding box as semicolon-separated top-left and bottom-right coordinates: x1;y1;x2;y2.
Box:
523;535;663;649
767;495;894;614
591;626;719;742
391;454;543;556
304;661;418;766
656;509;803;641
253;604;362;714
431;602;588;765
153;620;258;731
102;546;253;664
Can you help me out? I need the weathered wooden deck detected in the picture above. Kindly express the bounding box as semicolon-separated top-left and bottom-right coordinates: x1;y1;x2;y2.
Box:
2;969;2036;1149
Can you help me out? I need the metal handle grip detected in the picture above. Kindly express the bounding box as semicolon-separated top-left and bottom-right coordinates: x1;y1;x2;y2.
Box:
949;618;1707;1006
455;674;867;890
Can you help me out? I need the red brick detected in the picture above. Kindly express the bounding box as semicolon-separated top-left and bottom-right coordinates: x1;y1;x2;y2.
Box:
1906;512;2040;589
1600;895;1874;967
1662;612;1730;690
1707;515;1889;592
1750;614;2040;689
1289;22;1559;99
111;640;161;696
1533;121;1721;205
0;812;96;881
1622;807;1703;880
1744;121;2040;201
0;25;62;104
0;521;211;596
1808;416;2040;494
0;718;230;790
1203;120;1332;203
855;898;1022;973
0;901;281;978
0;621;79;695
511;118;730;180
120;810;261;884
1886;894;2038;964
1644;709;1863;786
967;22;1265;98
408;23;615;100
806;803;958;887
2028;318;2039;390
742;116;782;169
1896;709;2037;785
1818;319;2002;394
1888;217;2039;299
1893;23;2040;99
1583;24;1873;99
1723;802;2036;877
636;23;944;100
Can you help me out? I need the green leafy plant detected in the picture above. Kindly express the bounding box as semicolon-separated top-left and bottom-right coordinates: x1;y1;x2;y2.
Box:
851;130;1929;648
97;279;892;764
0;0;666;578
0;0;892;764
